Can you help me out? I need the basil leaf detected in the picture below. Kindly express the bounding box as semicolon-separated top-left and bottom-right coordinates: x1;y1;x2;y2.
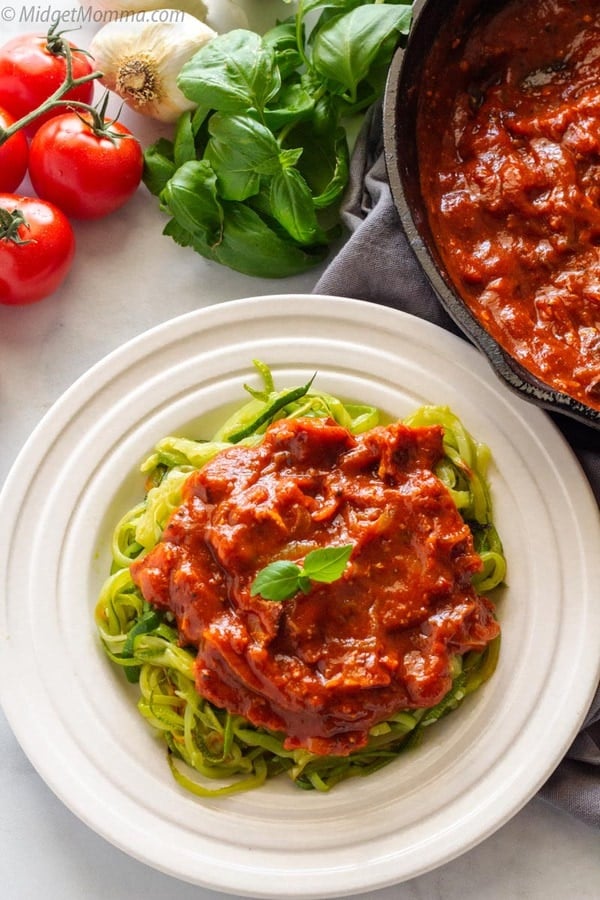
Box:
149;2;413;279
214;202;328;276
262;21;303;79
204;114;282;201
279;147;304;168
191;104;211;134
263;80;316;131
164;203;327;278
311;5;412;101
310;92;338;136
143;138;176;196
251;560;301;601
160;160;223;244
284;119;349;209
163;217;213;258
303;545;353;583
312;126;349;208
269;168;327;245
251;543;355;601
173;111;197;168
178;30;281;114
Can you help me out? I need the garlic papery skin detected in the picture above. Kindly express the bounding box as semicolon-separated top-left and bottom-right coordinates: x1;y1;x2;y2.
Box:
203;0;248;32
89;13;217;123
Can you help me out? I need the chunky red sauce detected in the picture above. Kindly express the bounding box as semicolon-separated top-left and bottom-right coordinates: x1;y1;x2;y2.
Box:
418;0;600;409
131;417;499;755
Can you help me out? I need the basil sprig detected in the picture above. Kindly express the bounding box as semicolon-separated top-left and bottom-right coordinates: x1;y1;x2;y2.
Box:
143;1;413;277
251;544;354;601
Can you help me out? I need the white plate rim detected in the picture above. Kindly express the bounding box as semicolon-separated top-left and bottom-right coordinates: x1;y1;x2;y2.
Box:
1;293;599;899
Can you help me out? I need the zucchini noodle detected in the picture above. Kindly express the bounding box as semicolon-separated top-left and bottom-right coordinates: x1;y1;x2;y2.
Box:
95;362;506;795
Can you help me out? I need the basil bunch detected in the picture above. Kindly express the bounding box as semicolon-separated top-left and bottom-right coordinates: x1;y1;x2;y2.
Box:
143;1;413;278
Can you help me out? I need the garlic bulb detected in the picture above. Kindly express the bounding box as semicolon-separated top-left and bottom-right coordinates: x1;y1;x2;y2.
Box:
89;13;217;123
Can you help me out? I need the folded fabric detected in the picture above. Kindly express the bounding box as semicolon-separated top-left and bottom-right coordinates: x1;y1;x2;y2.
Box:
314;101;600;829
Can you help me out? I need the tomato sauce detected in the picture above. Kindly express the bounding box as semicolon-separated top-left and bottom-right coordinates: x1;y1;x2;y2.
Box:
131;417;498;755
418;0;600;409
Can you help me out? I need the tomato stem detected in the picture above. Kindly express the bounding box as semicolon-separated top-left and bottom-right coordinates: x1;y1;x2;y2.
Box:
45;20;91;60
0;207;31;244
0;26;104;147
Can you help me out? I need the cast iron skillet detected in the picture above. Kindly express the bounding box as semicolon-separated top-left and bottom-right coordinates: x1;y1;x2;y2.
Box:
382;0;600;430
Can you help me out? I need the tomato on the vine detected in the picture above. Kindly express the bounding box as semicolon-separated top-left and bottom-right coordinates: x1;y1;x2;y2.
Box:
28;112;144;220
0;106;28;192
0;194;76;305
0;29;95;137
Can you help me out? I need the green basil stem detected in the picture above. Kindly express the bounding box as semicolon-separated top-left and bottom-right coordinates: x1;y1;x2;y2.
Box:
0;28;103;147
295;1;311;71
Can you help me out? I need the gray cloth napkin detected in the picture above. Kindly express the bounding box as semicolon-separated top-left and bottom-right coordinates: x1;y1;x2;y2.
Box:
314;102;600;828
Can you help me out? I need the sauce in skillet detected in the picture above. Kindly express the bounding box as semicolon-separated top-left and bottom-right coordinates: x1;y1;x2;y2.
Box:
131;417;499;755
418;0;600;409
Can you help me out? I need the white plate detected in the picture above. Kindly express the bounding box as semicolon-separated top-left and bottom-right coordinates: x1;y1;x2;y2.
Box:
1;294;599;899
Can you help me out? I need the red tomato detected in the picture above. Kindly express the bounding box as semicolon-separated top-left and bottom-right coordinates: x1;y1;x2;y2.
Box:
0;194;76;305
0;106;28;192
0;31;95;137
28;113;144;220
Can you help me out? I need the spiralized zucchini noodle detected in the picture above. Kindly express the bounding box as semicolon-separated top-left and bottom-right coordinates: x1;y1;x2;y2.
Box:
95;361;506;796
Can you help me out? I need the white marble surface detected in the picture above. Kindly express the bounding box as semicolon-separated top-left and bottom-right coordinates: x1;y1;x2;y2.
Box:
1;3;599;899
